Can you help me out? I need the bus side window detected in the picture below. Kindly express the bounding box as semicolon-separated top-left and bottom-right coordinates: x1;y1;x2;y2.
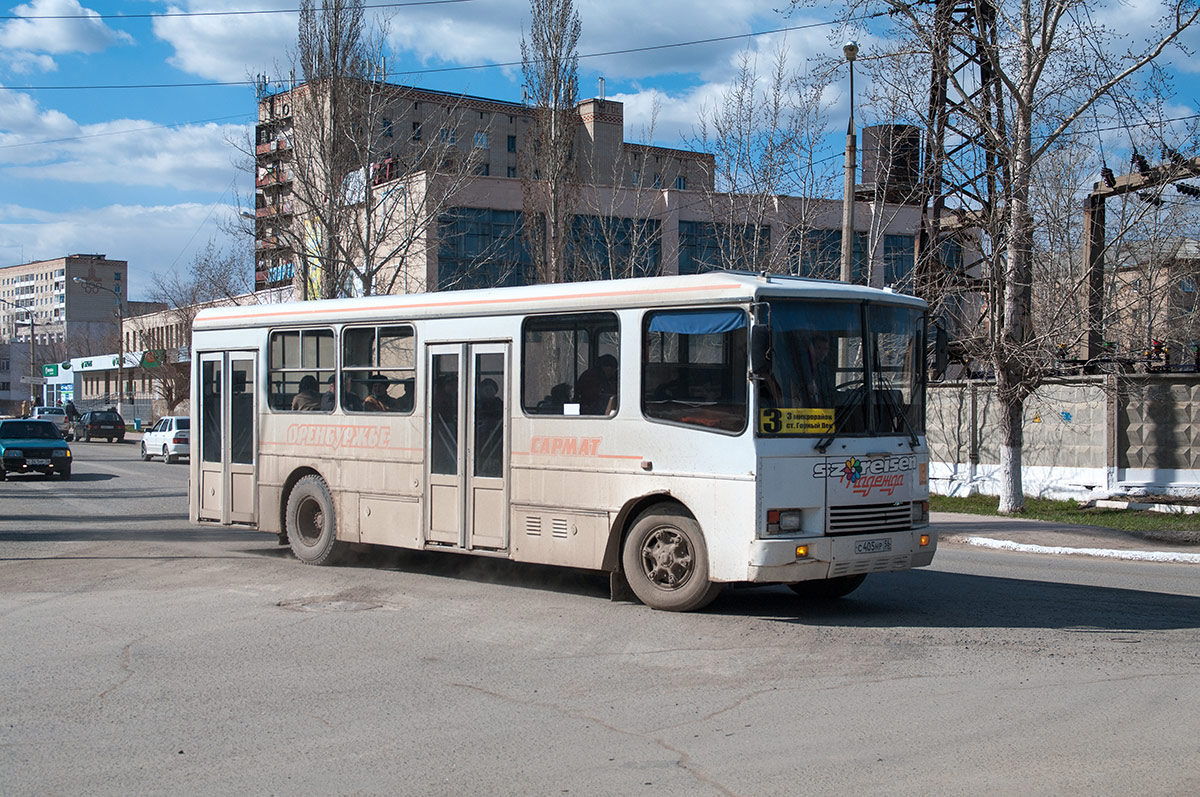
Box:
642;309;748;433
268;329;334;412
522;313;619;417
342;325;416;414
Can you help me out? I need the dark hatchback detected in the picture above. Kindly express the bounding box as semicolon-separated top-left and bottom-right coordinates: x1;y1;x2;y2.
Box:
73;410;126;443
0;419;72;480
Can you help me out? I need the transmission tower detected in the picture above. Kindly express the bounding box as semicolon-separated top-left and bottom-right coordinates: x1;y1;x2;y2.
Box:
917;0;1008;300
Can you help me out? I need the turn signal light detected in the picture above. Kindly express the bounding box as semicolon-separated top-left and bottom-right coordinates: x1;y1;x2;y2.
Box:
795;545;809;559
919;534;930;547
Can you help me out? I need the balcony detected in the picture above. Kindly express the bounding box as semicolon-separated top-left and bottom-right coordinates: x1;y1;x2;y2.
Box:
254;138;291;157
256;169;292;188
254;236;285;251
255;202;293;219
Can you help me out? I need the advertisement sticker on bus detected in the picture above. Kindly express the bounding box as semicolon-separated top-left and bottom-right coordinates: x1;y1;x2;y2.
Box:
815;454;917;500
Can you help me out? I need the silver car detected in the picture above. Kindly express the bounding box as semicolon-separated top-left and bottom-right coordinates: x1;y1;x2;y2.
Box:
31;406;72;440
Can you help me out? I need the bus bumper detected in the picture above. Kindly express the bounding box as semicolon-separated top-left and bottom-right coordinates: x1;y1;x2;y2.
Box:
745;529;937;583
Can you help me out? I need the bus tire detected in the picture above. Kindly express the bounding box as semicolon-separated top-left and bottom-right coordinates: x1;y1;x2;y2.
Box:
285;475;347;566
787;573;867;599
621;507;722;612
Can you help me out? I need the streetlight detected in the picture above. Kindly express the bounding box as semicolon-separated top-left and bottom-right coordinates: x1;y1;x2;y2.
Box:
840;40;860;284
73;276;128;417
0;296;37;407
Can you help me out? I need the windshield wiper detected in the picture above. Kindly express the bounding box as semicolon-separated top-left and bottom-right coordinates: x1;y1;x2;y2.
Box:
815;381;868;453
875;373;920;449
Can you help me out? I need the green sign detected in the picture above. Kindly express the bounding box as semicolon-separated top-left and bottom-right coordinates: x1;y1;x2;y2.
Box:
42;363;59;377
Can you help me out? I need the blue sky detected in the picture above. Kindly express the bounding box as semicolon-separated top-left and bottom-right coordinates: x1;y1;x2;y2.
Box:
1;0;1198;300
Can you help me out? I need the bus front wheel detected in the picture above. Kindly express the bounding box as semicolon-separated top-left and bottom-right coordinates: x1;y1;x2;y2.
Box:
787;573;867;599
621;507;722;612
286;475;347;566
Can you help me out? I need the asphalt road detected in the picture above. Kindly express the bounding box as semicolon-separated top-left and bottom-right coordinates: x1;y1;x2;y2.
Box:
2;441;1199;795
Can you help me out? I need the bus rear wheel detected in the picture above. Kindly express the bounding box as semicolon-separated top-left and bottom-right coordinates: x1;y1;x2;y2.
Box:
787;573;867;599
286;475;347;566
622;507;722;612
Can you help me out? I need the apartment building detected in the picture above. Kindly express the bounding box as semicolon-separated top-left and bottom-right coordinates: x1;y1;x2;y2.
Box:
253;81;924;299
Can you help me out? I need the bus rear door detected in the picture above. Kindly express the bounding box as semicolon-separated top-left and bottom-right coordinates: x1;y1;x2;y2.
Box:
426;342;509;551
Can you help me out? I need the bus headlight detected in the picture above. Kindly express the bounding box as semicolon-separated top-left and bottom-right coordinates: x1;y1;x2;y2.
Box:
767;509;804;534
911;500;929;524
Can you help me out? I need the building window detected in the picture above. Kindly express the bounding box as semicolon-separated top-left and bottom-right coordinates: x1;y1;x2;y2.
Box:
383;118;393;137
114;272;121;280
674;176;686;190
653;173;661;188
439;128;456;144
507;166;517;178
632;170;639;186
437;207;535;291
474;132;489;149
521;312;619;416
507;135;517;153
412;121;422;140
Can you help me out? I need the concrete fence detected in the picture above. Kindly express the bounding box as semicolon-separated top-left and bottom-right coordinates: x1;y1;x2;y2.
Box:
928;374;1200;499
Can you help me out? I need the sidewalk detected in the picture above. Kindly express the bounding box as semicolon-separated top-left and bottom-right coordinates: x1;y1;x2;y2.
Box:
933;511;1200;563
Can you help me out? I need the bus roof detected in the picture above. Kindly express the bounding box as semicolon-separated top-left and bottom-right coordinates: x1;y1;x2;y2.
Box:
193;271;926;330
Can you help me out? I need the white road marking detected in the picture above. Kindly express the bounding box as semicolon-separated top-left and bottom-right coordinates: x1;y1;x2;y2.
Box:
949;535;1200;564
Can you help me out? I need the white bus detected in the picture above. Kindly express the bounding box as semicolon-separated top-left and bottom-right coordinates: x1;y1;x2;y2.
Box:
189;272;935;611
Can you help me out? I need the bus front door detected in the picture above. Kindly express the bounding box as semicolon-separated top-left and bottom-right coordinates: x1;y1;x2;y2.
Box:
426;343;509;551
197;352;257;525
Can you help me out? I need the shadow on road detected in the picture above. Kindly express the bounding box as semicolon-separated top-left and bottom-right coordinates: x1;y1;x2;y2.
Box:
245;544;612;601
0;525;263;544
714;569;1200;631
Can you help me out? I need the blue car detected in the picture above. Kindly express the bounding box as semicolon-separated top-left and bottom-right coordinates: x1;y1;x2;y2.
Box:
0;419;73;480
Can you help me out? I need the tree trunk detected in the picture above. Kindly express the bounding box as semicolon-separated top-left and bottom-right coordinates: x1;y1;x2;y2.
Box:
997;391;1025;513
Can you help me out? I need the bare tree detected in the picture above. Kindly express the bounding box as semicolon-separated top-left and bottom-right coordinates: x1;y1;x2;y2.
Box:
795;0;1200;512
690;49;838;274
520;0;582;283
572;98;669;281
128;244;258;413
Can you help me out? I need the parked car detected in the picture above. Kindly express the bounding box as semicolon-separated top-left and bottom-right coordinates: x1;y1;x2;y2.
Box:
0;419;72;480
73;410;126;443
141;415;190;463
30;406;72;439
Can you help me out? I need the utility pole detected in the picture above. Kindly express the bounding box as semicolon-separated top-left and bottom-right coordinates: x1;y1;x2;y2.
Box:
840;40;859;284
1081;154;1200;363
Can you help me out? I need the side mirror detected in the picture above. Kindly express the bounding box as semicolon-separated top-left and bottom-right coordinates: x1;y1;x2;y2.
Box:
750;325;772;376
934;325;949;375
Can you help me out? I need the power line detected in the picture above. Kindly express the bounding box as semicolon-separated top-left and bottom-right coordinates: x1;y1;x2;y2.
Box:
0;0;472;22
0;114;252;150
1;15;874;92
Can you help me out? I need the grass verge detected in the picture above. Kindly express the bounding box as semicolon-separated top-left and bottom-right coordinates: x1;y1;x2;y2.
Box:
931;494;1200;543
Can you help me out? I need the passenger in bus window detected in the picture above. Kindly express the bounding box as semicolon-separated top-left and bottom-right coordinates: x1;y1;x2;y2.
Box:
363;374;398;412
291;375;323;411
575;354;618;414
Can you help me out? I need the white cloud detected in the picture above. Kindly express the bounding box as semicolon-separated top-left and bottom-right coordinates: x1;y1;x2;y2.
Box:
0;201;242;297
152;0;295;81
0;0;132;55
0;89;248;190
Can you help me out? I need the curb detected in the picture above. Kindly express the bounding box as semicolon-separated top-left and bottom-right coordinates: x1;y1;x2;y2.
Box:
942;533;1200;564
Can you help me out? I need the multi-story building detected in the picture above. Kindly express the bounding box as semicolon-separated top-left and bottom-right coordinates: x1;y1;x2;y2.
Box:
0;254;169;411
253;81;924;298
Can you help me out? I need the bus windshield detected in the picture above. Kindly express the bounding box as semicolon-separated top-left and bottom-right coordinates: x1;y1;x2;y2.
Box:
758;300;925;437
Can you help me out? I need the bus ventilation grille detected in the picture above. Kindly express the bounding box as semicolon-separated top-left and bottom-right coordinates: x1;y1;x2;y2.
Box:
828;503;912;535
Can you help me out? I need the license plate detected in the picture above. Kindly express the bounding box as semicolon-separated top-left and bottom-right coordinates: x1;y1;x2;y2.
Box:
855;538;891;555
27;458;50;466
